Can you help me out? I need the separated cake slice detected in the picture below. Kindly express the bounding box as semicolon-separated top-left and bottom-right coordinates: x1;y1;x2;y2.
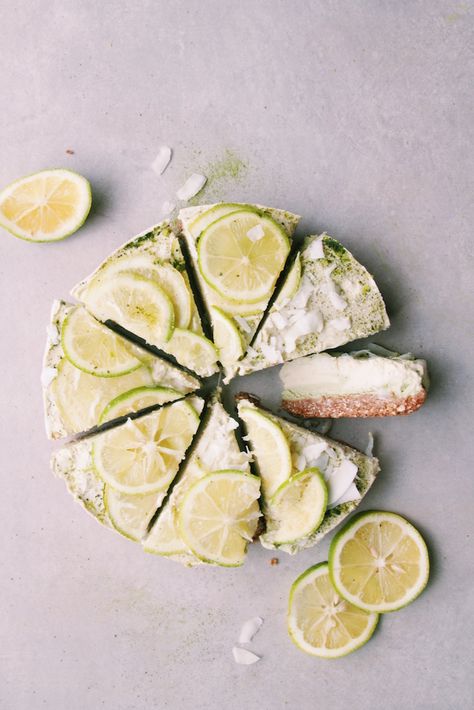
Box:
281;349;429;418
237;396;379;554
43;300;200;439
179;203;300;380
144;399;259;567
71;220;219;377
238;233;390;376
50;397;204;541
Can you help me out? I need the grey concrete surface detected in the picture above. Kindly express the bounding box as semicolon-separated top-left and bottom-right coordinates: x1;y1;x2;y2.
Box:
1;2;473;709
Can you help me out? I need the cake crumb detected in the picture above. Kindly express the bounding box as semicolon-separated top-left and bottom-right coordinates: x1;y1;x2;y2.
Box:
270;557;279;566
65;149;75;155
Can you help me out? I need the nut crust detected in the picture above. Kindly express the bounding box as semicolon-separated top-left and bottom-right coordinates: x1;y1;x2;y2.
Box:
281;389;427;418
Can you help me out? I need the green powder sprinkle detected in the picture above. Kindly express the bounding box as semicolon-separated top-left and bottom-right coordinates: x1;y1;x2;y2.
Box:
188;149;248;204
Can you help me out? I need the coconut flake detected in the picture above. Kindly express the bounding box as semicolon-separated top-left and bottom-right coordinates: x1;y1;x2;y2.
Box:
269;312;288;331
365;432;374;457
176;173;207;201
260;341;282;364
232;647;261;665
302;441;328;463
238;616;263;644
46;323;60;345
328;482;361;509
41;367;57;387
289;278;314;309
329;316;351;331
151;146;172;175
234;316;252;333
304;235;325;260
227;417;239;431
247;224;265;242
160;200;176;216
326;460;358;505
283;310;324;352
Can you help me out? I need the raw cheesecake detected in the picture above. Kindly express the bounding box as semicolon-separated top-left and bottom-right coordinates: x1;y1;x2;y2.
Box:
238;233;390;375
42;300;200;439
179;203;300;380
51;397;204;540
144;399;257;566
237;396;379;554
281;350;429;417
71;220;219;377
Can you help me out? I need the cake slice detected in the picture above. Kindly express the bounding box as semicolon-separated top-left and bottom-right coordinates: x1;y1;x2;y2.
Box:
281;350;429;418
71;220;219;377
237;396;379;554
144;399;258;567
42;300;200;439
237;233;390;376
179;203;300;380
50;396;204;541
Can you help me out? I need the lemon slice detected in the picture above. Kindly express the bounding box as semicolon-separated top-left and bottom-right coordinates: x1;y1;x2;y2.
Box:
187;203;249;238
143;505;188;556
50;358;155;434
146;263;192;329
265;468;327;545
0;169;91;242
178;470;261;566
84;271;175;346
99;386;182;424
92;400;200;494
288;562;379;658
105;486;160;541
238;406;292;498
61;307;142;377
329;511;430;613
165;328;218;376
210;307;244;366
274;254;301;305
198;210;290;303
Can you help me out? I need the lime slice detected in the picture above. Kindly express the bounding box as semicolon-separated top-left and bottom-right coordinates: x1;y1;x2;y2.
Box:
50;357;155;434
238;406;292;498
187;203;249;238
99;386;182;424
329;511;430;613
92;400;200;494
288;562;379;658
198;210;290;303
0;169;91;242
144;505;188;556
210;307;244;366
84;271;175;346
146;263;192;329
166;328;218;376
105;486;160;542
178;470;261;566
265;468;327;545
61;307;142;377
275;254;301;306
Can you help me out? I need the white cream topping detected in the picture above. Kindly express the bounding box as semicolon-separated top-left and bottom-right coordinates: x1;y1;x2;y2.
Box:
41;367;57;387
281;352;426;399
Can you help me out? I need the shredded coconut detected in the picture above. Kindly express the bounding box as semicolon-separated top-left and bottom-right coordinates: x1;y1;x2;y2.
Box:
238;617;263;644
176;173;207;201
151;146;172;175
246;224;265;242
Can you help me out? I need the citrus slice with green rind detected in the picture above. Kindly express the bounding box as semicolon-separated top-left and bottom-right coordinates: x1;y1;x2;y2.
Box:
83;271;175;346
265;468;327;545
104;486;160;542
329;511;430;613
198;210;290;303
210;306;244;366
288;562;379;658
165;328;218;376
92;400;200;494
0;168;91;242
178;470;261;566
99;386;182;424
61;307;142;377
238;406;292;498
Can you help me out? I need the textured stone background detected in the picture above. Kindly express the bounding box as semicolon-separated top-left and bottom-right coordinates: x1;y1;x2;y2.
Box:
1;2;473;709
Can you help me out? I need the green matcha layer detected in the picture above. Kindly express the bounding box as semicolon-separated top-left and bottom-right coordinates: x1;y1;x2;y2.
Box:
238;234;389;375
